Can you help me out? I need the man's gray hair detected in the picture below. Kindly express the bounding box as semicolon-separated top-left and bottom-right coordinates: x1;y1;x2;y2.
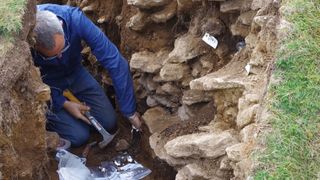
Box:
34;10;64;50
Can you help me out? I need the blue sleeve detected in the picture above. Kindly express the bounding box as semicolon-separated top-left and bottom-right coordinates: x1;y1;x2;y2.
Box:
50;87;66;112
73;8;136;117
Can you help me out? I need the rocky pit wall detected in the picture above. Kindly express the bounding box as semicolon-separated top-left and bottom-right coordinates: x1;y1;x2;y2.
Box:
0;0;284;179
0;0;50;179
73;0;282;179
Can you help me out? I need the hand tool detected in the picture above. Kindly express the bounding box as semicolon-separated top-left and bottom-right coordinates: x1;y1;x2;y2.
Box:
126;125;142;155
63;89;115;148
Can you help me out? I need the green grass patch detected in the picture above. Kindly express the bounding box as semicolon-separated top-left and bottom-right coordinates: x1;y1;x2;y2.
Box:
0;0;26;37
0;0;26;55
254;0;320;179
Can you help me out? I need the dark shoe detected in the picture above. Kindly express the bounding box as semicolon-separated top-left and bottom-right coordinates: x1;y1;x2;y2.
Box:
56;138;71;151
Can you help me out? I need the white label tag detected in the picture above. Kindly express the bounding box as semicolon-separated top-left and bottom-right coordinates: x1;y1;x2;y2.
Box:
245;64;251;75
202;33;218;49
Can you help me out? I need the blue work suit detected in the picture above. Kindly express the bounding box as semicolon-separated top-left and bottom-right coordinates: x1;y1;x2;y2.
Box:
32;4;136;146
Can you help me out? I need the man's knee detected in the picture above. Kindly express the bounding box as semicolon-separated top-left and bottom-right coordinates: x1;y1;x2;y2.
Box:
101;110;118;134
68;129;90;147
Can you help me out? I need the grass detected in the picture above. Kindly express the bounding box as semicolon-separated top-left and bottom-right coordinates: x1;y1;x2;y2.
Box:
254;0;320;179
0;0;26;37
0;0;26;55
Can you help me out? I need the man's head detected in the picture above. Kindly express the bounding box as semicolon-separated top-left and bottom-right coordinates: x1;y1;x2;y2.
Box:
34;10;66;59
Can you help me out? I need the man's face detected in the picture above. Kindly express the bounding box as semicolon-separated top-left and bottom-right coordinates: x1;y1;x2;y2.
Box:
36;33;65;59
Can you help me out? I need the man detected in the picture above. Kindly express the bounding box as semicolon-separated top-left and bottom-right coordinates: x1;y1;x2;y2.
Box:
31;4;142;147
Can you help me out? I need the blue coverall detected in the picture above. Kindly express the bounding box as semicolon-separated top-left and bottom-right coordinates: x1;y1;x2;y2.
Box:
32;4;136;146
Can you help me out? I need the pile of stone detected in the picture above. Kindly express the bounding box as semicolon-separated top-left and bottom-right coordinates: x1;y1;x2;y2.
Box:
128;0;237;113
125;0;282;179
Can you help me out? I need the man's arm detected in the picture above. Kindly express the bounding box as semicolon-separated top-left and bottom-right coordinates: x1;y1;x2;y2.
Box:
50;87;67;112
72;8;140;126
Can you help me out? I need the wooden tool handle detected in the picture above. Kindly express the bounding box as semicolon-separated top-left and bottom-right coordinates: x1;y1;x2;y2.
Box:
63;89;81;104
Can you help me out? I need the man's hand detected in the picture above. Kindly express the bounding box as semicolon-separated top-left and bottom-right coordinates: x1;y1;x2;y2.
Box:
128;112;143;131
63;101;91;124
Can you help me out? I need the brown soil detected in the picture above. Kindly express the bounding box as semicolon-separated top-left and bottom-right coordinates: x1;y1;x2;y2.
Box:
0;0;50;178
119;4;176;58
161;101;216;139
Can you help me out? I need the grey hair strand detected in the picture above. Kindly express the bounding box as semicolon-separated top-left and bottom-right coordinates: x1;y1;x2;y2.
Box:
34;10;64;50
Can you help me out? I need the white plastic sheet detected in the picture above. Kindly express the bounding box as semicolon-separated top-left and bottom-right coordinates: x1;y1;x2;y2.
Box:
56;150;91;180
56;150;151;180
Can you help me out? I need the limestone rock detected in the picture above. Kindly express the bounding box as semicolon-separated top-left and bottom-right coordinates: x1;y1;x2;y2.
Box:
210;88;244;126
236;104;259;129
146;77;158;91
232;158;253;179
188;11;203;36
201;17;225;36
149;132;190;166
231;22;251;37
197;53;219;77
143;106;180;133
238;97;248;112
220;0;242;12
80;0;90;8
190;76;245;91
226;143;248;162
151;1;177;23
97;16;107;24
175;165;195;180
251;0;272;10
277;19;293;41
253;15;270;28
126;11;150;31
245;93;260;104
167;34;208;63
238;93;260;112
176;160;231;180
155;86;166;95
242;0;254;11
175;163;215;180
138;74;158;92
177;105;194;121
160;63;189;81
153;74;166;82
182;89;213;105
152;95;180;108
164;131;239;159
160;83;181;94
130;50;168;73
177;0;201;13
245;33;258;49
240;123;258;142
82;3;97;12
199;121;232;133
146;96;158;107
127;0;170;9
238;11;257;25
220;156;233;170
249;48;265;66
